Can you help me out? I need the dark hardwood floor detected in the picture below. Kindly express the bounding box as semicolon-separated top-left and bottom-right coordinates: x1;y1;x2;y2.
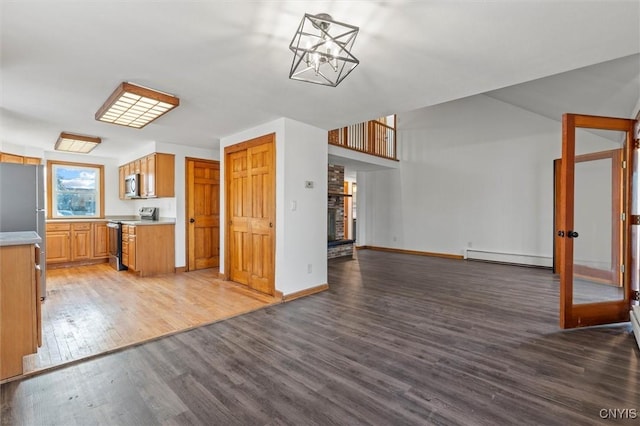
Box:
2;250;638;425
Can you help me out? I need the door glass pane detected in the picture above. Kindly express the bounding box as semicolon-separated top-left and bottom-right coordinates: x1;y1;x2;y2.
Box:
572;129;624;304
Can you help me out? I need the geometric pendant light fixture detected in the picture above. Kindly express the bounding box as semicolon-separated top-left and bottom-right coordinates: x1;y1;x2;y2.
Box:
95;82;179;129
289;13;359;87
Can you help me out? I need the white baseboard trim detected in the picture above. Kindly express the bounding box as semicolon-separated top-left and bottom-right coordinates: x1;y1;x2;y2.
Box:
464;248;552;268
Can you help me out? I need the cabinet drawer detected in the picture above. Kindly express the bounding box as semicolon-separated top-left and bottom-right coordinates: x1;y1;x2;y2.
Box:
72;223;91;231
128;226;136;235
46;223;71;231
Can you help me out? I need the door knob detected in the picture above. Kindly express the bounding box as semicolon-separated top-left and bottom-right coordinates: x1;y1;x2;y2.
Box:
557;231;565;237
567;231;579;238
189;218;195;223
269;222;273;228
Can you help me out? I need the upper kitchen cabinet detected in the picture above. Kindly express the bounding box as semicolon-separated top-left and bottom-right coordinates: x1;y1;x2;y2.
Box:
119;153;175;199
0;152;41;165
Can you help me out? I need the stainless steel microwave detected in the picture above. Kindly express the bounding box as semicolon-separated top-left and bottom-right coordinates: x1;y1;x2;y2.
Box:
124;173;140;198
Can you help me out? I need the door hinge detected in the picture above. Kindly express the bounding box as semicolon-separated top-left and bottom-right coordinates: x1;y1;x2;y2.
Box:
622;160;627;169
621;264;625;274
632;290;639;301
621;213;626;221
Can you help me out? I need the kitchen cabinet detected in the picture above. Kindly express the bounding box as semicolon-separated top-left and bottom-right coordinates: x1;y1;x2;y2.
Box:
0;242;40;380
0;152;41;164
121;225;130;267
119;152;174;199
46;221;109;266
118;166;125;200
46;222;71;263
71;223;91;260
124;224;174;277
127;226;137;271
23;156;41;165
93;222;108;258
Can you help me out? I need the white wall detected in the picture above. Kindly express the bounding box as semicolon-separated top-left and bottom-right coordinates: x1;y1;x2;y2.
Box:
360;94;562;261
220;118;328;296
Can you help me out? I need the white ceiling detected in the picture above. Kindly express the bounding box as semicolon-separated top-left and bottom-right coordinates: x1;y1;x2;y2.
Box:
1;1;639;159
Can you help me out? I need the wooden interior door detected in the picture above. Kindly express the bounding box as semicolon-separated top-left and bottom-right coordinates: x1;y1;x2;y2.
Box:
226;134;275;295
559;113;635;328
228;150;251;284
186;158;220;271
246;141;275;294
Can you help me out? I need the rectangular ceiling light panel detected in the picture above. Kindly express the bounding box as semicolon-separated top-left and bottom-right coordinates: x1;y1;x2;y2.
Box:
55;132;101;153
95;82;180;129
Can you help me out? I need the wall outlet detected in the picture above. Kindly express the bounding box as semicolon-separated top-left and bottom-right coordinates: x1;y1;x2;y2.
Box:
307;264;312;274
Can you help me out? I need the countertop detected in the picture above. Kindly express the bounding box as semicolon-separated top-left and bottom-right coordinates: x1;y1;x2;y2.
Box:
119;218;176;226
46;218;108;223
46;217;176;225
0;231;42;247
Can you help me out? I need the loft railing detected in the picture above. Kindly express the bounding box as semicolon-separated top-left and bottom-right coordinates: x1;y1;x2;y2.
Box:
328;119;397;160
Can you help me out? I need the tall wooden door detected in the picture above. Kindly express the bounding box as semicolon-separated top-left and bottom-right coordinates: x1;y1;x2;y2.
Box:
226;134;275;295
186;158;220;271
558;113;636;328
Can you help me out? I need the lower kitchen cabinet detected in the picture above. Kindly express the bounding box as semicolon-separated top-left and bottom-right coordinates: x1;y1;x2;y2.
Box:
93;222;108;258
46;221;109;267
71;223;92;261
0;243;40;380
46;223;71;263
124;224;174;277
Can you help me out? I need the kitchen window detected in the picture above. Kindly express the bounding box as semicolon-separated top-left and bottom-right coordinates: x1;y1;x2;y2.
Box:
47;160;104;219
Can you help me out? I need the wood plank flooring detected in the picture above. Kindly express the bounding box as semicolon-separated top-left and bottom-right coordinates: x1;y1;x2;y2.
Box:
2;250;639;425
21;264;279;376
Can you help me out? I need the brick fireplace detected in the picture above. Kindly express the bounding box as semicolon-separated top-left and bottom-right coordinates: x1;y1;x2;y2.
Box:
327;164;354;259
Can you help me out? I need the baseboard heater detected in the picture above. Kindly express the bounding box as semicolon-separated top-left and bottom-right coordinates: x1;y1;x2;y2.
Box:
464;248;552;268
631;306;640;352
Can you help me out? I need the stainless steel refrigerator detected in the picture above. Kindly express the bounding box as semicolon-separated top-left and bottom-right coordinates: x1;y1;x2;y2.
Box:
0;163;46;299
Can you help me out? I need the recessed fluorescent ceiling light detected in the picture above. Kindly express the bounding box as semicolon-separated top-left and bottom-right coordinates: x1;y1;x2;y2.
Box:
55;132;101;153
95;82;179;129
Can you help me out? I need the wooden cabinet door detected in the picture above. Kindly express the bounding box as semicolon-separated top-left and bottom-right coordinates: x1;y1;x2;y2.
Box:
46;231;71;263
0;153;23;164
146;154;156;197
92;222;108;258
152;153;176;197
139;157;148;197
128;233;137;271
121;226;129;266
23;156;41;165
118;166;125;200
72;230;91;260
